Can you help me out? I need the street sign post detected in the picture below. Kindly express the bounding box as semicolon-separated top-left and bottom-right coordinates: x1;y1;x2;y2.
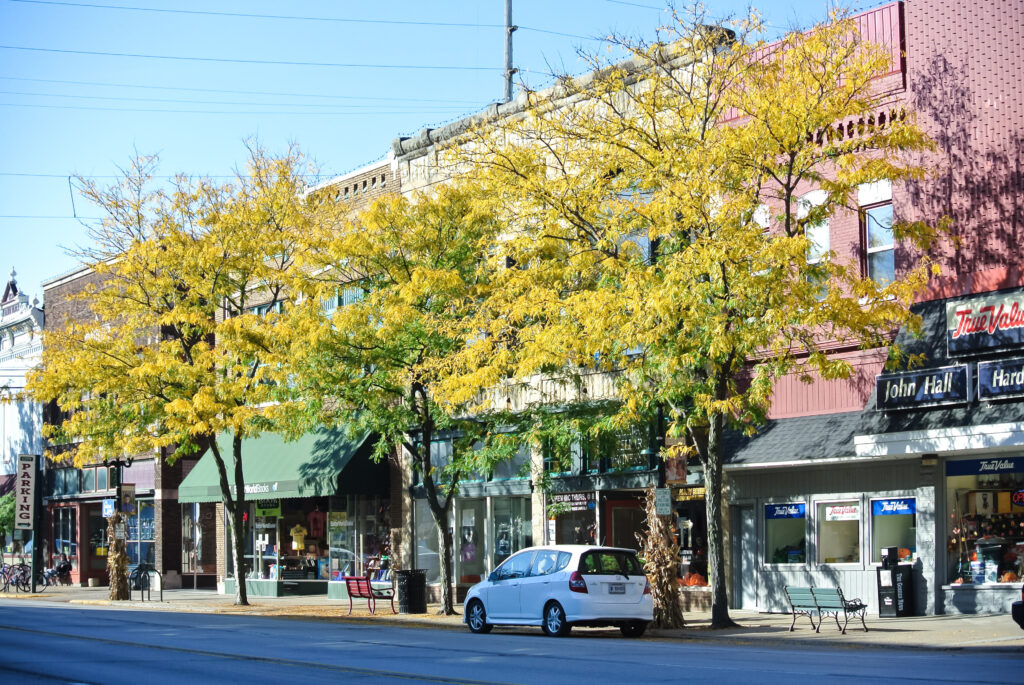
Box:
15;454;36;530
102;499;116;518
655;488;672;517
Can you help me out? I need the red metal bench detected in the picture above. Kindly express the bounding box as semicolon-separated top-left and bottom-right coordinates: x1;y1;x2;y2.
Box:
343;575;396;615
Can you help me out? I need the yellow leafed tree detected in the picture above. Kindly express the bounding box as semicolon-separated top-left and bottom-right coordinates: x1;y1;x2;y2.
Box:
27;143;342;604
444;7;941;628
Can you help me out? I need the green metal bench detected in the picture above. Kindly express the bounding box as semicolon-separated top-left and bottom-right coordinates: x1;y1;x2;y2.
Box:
784;586;818;631
811;586;867;634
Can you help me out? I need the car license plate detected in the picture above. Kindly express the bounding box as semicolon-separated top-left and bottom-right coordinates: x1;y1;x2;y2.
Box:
608;583;625;594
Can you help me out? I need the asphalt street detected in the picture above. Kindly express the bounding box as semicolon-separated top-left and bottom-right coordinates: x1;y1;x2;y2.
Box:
0;601;1021;684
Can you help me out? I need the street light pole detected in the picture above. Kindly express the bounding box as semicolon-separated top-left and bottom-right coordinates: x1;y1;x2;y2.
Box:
104;455;134;600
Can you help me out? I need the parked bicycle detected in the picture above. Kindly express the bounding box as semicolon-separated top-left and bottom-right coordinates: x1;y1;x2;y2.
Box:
0;563;32;593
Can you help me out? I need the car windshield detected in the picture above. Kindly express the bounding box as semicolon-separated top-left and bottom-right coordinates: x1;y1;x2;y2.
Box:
579;550;643;577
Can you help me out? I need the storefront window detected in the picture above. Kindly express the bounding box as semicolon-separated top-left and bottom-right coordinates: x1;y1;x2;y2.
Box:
87;505;107;572
816;501;860;564
765;503;806;564
181;502;218;577
52;506;78;569
125;500;155;566
551;492;597;544
276;497;331;581
456;499;486;584
414;498;442;585
492;497;531;568
945;458;1024;585
871;498;916;563
328;498;356;579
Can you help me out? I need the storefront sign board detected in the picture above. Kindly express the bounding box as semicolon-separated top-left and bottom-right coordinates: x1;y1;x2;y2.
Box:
254;499;281;517
872;498;915;516
945;457;1022;476
1011;489;1024;507
765;503;805;519
120;483;136;514
14;454;36;530
875;365;968;410
978;358;1024;400
551;492;595;512
824;504;859;521
947;291;1024;355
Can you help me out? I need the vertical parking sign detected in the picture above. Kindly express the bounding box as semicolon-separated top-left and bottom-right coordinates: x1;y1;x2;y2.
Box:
15;454;36;530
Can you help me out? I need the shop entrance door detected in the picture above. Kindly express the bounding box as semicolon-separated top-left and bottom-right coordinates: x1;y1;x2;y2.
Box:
732;505;757;610
610;505;645;550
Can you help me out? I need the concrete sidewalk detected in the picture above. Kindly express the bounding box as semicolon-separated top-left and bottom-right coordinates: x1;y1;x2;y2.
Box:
3;585;1022;652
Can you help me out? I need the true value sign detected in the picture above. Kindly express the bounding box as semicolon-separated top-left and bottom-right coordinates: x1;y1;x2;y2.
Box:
947;291;1024;355
876;364;969;411
15;454;36;530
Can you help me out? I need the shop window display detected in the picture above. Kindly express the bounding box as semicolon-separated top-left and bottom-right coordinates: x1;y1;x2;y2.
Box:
457;499;486;584
871;498;916;563
414;499;442;585
492;497;531;568
52;506;78;570
816;501;860;564
125;500;155;566
946;461;1024;585
765;503;806;564
181;502;218;578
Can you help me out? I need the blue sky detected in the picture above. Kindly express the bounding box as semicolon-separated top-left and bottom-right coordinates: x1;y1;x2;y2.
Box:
0;0;868;301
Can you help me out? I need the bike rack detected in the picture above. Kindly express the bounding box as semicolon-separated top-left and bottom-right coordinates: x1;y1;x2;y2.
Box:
129;564;163;602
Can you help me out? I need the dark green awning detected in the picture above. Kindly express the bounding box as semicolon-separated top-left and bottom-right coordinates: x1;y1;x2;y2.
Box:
178;429;369;503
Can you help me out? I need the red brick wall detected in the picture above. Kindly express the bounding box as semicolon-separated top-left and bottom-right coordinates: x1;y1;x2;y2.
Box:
899;0;1024;299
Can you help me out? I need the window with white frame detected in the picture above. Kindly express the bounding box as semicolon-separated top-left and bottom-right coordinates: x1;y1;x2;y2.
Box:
764;503;806;564
859;180;894;285
798;190;829;299
816;501;861;564
871;498;916;563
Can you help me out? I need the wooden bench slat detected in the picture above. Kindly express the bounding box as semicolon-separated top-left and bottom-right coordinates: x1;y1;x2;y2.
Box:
343;575;396;616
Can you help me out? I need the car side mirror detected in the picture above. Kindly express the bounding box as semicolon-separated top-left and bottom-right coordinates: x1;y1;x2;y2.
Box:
488;571;499;582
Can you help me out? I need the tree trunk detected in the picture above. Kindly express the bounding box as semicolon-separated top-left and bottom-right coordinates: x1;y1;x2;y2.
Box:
106;511;130;600
704;410;737;628
209;434;249;606
230;434;249;606
431;503;456;615
229;499;249;606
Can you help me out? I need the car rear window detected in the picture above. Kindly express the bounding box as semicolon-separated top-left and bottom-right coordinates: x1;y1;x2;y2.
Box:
579;550;643;576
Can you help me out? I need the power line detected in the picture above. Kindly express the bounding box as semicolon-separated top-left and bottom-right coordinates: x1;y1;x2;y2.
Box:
0;89;471;110
604;0;665;10
0;44;504;71
0;215;101;219
0;75;481;105
0;102;472;115
8;0;507;29
8;0;600;41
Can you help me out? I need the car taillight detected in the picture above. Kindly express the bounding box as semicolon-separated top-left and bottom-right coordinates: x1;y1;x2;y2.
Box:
569;571;588;593
643;578;651;595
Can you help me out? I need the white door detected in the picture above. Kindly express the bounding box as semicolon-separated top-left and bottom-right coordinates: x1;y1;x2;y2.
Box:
487;550;535;619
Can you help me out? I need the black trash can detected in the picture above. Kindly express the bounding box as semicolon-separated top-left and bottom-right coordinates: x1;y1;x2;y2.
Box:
396;569;428;614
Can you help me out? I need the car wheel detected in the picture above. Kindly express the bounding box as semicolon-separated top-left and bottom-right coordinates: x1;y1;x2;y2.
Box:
542;601;571;637
619;621;647;638
466;600;492;634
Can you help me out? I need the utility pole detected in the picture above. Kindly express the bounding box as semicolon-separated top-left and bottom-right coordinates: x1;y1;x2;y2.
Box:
504;0;518;103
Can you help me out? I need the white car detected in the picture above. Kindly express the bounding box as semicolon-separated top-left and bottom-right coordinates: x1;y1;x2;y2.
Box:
463;545;653;637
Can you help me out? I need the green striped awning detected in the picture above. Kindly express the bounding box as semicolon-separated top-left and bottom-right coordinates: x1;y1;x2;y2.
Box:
177;428;369;503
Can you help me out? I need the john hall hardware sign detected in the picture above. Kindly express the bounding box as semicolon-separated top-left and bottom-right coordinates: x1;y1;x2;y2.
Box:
876;364;969;410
